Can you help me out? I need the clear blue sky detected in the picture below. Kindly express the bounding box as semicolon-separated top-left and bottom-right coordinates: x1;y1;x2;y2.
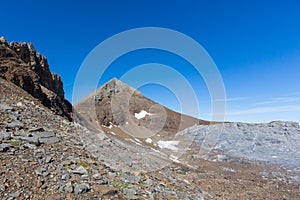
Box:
1;0;300;123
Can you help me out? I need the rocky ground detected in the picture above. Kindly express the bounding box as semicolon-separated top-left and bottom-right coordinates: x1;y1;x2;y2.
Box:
0;77;206;199
1;78;300;199
1;37;300;199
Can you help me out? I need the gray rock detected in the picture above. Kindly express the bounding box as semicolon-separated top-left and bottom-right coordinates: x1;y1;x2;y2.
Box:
32;131;56;138
0;184;5;192
144;179;153;187
124;175;141;184
42;171;50;177
0;132;12;140
23;143;37;149
45;156;53;163
108;172;117;178
99;178;108;185
81;174;89;180
0;103;13;111
61;172;71;180
65;182;73;193
71;166;88;175
92;173;101;180
6;121;23;129
123;188;138;199
9;191;21;198
35;167;46;176
153;185;162;193
0;143;11;152
39;137;60;144
19;137;40;145
29;127;45;132
74;183;90;195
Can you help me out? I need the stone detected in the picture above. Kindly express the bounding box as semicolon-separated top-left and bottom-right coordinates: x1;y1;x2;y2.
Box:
45;156;53;163
0;103;13;111
35;167;46;176
74;183;90;195
124;175;141;184
23;143;37;149
32;131;56;138
71;166;88;175
9;191;21;198
29;127;45;132
65;182;73;193
0;184;5;192
0;132;12;140
123;188;138;199
81;174;89;180
39;137;60;144
92;185;118;195
144;179;153;187
36;179;43;188
0;36;8;44
61;172;71;180
108;172;117;178
19;137;40;145
0;143;11;152
6;121;23;129
92;173;101;180
98;178;108;185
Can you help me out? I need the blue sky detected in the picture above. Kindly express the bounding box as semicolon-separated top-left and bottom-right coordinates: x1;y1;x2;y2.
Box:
1;0;300;123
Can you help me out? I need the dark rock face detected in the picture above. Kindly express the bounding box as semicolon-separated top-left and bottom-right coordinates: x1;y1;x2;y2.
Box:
0;36;72;120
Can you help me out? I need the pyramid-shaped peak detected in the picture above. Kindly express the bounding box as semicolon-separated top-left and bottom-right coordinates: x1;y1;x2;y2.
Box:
99;78;135;92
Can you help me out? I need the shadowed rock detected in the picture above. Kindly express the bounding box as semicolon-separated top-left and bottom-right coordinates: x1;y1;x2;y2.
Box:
0;36;72;120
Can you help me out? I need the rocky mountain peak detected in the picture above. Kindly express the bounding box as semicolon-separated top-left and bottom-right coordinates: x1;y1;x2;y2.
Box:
0;36;72;120
75;78;206;139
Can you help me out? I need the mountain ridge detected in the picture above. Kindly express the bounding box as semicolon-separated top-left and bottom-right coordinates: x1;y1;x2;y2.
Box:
0;36;72;120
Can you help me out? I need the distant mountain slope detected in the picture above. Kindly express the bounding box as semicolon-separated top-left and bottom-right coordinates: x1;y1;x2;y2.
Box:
74;78;210;139
0;36;72;120
177;121;300;173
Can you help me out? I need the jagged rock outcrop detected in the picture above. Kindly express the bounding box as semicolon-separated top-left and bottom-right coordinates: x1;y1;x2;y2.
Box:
0;36;72;120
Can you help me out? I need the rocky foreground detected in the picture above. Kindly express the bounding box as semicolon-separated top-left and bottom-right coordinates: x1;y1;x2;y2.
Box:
1;37;300;199
0;78;207;199
0;76;299;200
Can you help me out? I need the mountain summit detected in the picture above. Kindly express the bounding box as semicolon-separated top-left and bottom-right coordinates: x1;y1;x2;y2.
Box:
74;78;209;139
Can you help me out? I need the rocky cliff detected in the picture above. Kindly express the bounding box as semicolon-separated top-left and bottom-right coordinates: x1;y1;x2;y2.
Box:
0;36;72;120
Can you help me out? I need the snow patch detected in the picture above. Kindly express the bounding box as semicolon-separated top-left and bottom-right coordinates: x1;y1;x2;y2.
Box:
109;132;116;135
145;138;152;144
151;148;161;153
134;110;153;119
134;138;141;142
157;140;180;151
125;138;142;146
169;155;180;163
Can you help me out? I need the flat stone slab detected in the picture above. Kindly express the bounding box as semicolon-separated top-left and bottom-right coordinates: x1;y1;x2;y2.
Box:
32;132;56;139
39;137;60;144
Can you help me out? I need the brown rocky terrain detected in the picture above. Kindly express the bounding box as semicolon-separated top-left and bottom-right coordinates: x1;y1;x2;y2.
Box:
1;77;299;200
0;38;299;199
0;37;72;120
74;78;209;140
